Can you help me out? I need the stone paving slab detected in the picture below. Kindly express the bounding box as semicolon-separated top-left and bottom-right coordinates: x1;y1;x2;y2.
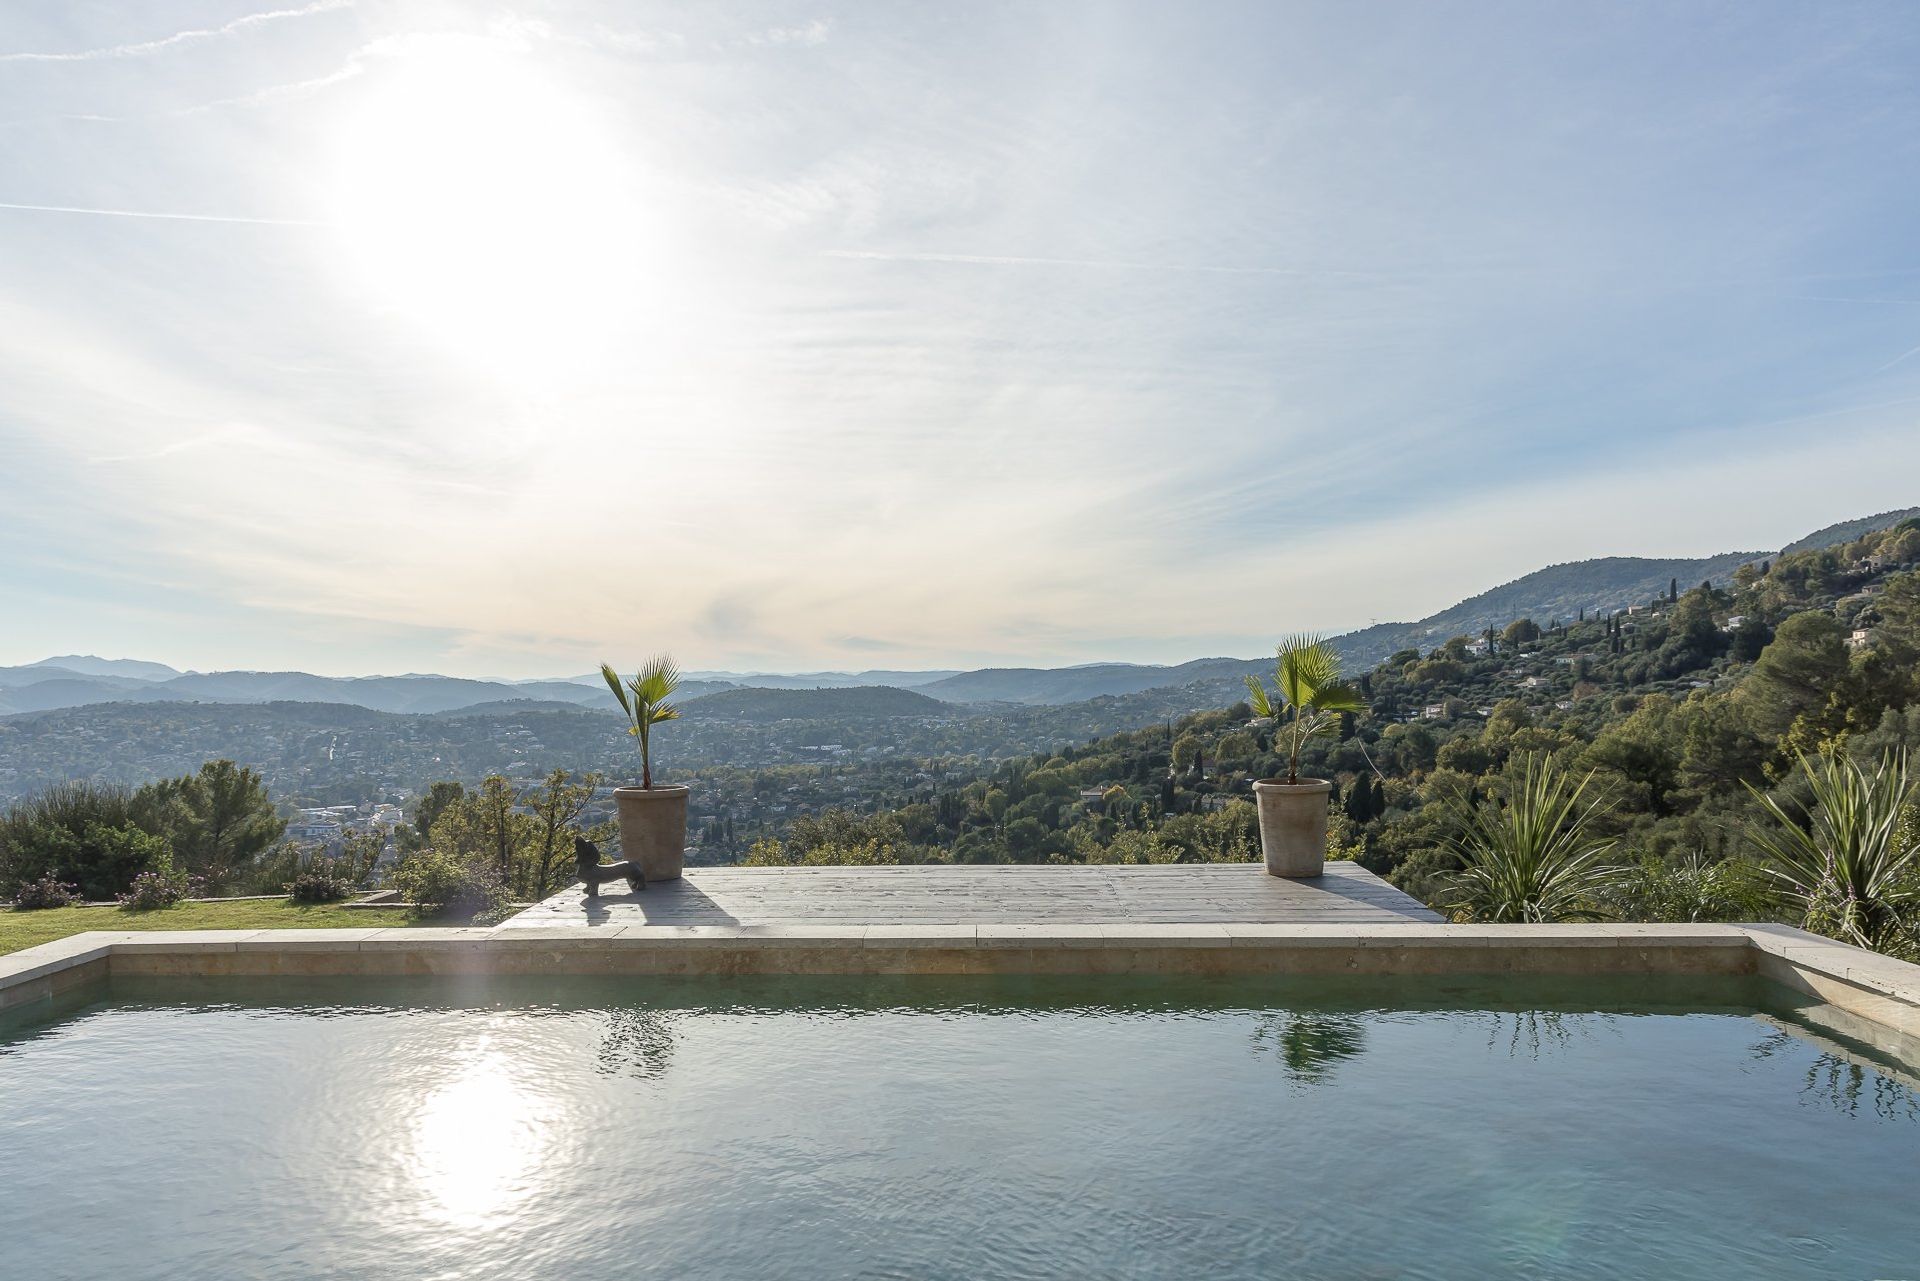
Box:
499;861;1445;929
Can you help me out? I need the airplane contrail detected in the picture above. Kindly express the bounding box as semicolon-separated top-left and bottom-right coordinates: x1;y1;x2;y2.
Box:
0;1;352;63
0;201;326;226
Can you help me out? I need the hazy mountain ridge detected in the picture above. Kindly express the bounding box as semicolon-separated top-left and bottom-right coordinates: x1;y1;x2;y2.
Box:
917;658;1267;705
4;505;1910;719
681;685;952;719
683;669;962;690
0;669;733;718
26;655;182;681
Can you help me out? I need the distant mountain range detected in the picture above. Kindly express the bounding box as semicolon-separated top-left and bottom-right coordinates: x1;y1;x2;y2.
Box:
682;668;963;690
6;505;1913;719
682;685;952;719
0;665;737;718
911;659;1269;706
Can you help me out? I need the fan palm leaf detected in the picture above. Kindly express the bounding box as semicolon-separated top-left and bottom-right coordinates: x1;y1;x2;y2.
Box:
601;654;682;789
1248;635;1364;783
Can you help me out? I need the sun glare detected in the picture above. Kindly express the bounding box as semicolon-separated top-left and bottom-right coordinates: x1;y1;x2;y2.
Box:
329;38;647;378
406;1045;557;1229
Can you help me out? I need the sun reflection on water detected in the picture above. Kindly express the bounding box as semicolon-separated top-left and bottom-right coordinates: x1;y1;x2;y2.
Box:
405;1042;558;1229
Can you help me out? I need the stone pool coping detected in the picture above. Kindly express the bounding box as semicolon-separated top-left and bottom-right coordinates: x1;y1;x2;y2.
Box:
4;922;1919;1042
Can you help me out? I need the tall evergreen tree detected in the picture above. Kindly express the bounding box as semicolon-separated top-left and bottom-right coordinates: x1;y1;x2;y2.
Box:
1344;774;1374;824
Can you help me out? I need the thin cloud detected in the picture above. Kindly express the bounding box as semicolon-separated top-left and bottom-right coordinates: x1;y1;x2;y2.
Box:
1873;342;1920;374
822;248;1433;280
88;429;246;465
171;57;370;115
0;1;352;63
748;19;830;48
0;201;326;226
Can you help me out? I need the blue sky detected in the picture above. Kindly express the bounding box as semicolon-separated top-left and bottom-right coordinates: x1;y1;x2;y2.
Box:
3;1;1919;677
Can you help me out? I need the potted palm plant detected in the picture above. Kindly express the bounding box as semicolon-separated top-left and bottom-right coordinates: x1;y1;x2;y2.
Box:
1244;635;1365;877
602;656;688;881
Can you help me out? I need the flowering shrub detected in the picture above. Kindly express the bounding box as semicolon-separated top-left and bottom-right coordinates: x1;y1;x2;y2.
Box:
117;868;196;911
287;860;356;905
12;876;81;910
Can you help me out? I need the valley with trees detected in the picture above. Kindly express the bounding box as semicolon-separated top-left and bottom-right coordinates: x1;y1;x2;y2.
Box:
5;510;1920;955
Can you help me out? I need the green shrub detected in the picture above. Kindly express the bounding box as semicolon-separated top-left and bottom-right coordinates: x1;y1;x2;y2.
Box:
1597;853;1772;923
287;860;356;905
392;847;510;923
0;782;171;901
0;766;283;901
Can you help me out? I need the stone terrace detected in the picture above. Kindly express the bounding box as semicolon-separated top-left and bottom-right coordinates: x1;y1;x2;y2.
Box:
500;862;1443;929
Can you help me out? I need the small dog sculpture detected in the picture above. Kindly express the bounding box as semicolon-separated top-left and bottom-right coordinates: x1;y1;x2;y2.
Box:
575;835;645;898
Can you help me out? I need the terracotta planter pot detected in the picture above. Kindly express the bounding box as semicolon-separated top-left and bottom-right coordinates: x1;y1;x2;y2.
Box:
613;784;689;882
1251;778;1332;878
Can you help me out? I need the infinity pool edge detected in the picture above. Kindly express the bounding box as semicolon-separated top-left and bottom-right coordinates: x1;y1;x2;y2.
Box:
5;922;1917;1045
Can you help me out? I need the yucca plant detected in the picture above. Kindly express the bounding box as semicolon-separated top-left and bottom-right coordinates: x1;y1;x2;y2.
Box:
1747;751;1919;953
1244;634;1366;785
601;656;682;790
1440;755;1620;923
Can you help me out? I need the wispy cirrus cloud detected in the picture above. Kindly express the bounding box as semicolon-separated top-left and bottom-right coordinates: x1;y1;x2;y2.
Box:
821;248;1467;280
0;200;326;226
0;0;352;64
747;19;830;49
4;3;1920;676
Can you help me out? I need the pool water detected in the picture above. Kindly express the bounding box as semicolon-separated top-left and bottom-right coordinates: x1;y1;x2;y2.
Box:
3;973;1916;1280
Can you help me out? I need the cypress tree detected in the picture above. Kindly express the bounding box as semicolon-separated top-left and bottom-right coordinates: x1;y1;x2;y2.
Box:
1345;774;1373;823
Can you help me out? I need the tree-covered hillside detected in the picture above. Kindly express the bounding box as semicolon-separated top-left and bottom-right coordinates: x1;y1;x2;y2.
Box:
1779;506;1920;555
1322;505;1920;670
745;519;1920;952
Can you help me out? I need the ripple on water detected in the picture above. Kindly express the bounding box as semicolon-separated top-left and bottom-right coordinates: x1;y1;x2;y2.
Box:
0;973;1915;1280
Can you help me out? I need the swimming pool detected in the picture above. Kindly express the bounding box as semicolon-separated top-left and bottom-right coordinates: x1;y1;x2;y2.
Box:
3;973;1916;1280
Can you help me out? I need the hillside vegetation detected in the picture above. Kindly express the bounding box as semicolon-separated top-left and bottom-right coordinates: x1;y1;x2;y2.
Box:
747;519;1920;954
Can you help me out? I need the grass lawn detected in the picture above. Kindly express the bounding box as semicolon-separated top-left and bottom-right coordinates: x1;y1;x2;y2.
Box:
1;899;422;956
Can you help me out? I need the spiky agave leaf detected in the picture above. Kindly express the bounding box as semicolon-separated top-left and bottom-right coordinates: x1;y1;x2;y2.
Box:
1440;756;1620;923
1747;752;1919;949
